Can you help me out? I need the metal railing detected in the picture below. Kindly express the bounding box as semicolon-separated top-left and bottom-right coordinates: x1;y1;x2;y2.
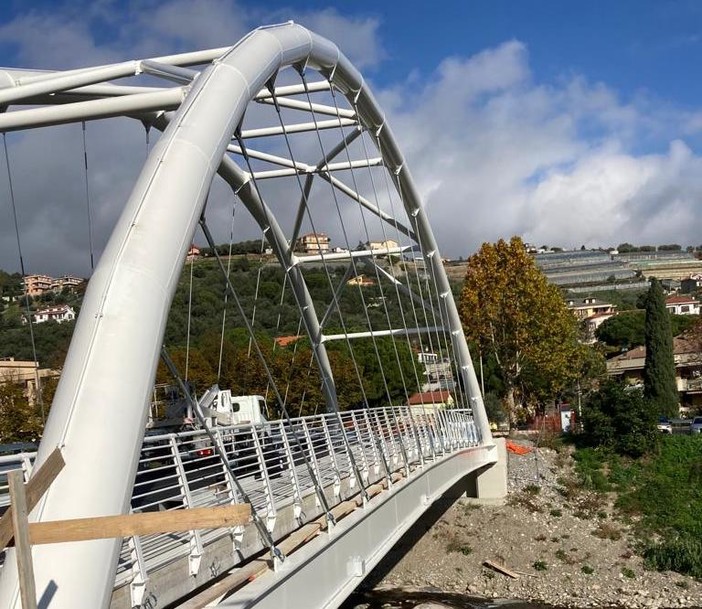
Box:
115;405;478;602
0;406;479;606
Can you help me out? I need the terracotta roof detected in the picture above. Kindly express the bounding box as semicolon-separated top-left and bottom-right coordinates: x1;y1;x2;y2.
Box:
610;334;702;362
274;335;302;347
666;295;698;305
407;391;453;405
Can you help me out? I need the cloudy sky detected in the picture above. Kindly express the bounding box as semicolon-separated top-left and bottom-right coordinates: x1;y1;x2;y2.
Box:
2;0;702;275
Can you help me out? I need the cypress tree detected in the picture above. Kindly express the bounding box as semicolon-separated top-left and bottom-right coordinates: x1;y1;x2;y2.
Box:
643;278;678;417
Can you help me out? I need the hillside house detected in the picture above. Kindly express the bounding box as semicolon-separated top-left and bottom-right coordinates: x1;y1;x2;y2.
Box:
32;304;76;324
367;239;399;253
407;390;455;413
567;297;617;343
23;274;53;297
0;357;59;405
346;274;375;287
665;295;700;315
297;232;330;254
606;334;702;410
681;274;702;294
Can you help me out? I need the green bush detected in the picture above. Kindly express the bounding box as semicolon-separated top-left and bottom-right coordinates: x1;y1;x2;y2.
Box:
581;380;658;457
643;539;702;578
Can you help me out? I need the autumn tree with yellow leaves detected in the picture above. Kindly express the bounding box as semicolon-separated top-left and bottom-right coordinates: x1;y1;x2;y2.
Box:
459;237;597;422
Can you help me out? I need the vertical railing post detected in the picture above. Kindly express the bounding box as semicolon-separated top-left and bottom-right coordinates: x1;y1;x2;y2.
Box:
250;427;277;533
279;420;304;522
211;428;246;553
300;419;325;510
169;436;203;576
362;410;381;482
371;409;394;489
320;416;342;502
350;411;370;487
127;533;148;608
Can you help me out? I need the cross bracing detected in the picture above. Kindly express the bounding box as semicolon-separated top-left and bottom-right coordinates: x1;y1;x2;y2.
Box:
0;23;494;609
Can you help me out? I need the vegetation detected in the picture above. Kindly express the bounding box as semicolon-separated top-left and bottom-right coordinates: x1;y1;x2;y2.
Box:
580;380;657;458
574;436;702;578
596;310;696;352
643;279;678;417
459;237;595;421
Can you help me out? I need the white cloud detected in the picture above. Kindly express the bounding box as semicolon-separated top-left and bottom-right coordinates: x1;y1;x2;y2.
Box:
378;41;702;256
1;2;702;275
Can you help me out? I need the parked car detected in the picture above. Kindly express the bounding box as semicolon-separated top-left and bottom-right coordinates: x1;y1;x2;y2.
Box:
690;417;702;434
657;417;673;434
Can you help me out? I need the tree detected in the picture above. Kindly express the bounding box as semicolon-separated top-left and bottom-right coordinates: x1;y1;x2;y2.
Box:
459;236;584;421
581;379;657;457
0;382;43;442
643;278;678;416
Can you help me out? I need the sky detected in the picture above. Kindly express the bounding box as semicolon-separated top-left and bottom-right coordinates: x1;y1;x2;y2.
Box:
2;0;702;275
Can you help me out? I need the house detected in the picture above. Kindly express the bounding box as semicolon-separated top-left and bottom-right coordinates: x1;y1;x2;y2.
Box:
367;239;399;253
32;305;76;324
567;297;617;343
407;390;455;413
23;274;53;297
50;275;84;292
681;274;702;294
186;244;201;261
606;334;702;410
665;295;700;316
0;357;59;405
297;232;330;254
566;297;617;320
346;274;375;287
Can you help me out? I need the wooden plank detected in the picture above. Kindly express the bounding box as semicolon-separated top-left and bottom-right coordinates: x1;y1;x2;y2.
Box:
27;504;251;545
8;470;37;609
483;559;519;579
0;447;65;550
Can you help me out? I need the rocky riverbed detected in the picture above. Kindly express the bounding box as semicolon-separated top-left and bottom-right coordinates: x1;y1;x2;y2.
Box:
347;438;702;609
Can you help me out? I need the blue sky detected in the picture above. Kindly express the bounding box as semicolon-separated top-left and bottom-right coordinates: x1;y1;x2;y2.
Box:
2;1;702;272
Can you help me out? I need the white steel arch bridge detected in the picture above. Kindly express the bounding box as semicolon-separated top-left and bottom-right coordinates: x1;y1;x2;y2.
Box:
0;23;505;609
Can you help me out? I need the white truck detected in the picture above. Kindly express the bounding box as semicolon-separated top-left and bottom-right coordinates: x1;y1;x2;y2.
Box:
148;384;270;431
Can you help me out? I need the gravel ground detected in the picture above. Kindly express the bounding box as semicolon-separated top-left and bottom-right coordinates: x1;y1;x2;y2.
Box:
369;438;702;608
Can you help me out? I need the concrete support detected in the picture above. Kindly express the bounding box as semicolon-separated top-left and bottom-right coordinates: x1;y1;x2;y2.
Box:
464;438;507;505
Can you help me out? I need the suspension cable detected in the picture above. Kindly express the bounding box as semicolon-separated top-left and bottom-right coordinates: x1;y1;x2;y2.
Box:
3;133;45;424
293;71;415;471
81;122;95;272
160;346;284;563
184;250;194;382
265;76;391;484
217;198;238;382
199;215;344;518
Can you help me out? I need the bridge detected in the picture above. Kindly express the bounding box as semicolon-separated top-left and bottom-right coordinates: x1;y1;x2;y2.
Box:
0;23;506;609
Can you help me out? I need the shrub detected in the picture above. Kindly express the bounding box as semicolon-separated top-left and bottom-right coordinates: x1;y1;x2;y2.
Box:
581;565;595;575
581;380;658;458
533;560;547;571
550;508;562;517
621;567;636;579
644;539;702;578
591;522;622;541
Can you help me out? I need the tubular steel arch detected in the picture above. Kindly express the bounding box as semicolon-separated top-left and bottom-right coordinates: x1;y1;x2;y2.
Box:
0;23;491;608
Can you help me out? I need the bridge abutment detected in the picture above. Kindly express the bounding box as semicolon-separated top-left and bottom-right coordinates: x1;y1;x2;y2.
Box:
463;438;508;505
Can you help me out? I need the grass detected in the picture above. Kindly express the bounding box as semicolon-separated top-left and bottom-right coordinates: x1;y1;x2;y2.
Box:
591;522;622;541
621;567;636;579
571;436;702;579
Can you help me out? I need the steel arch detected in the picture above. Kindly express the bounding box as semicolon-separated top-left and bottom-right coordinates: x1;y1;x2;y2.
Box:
0;23;491;609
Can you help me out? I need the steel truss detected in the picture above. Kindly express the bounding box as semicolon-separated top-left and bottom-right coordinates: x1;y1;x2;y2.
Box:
0;23;492;609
